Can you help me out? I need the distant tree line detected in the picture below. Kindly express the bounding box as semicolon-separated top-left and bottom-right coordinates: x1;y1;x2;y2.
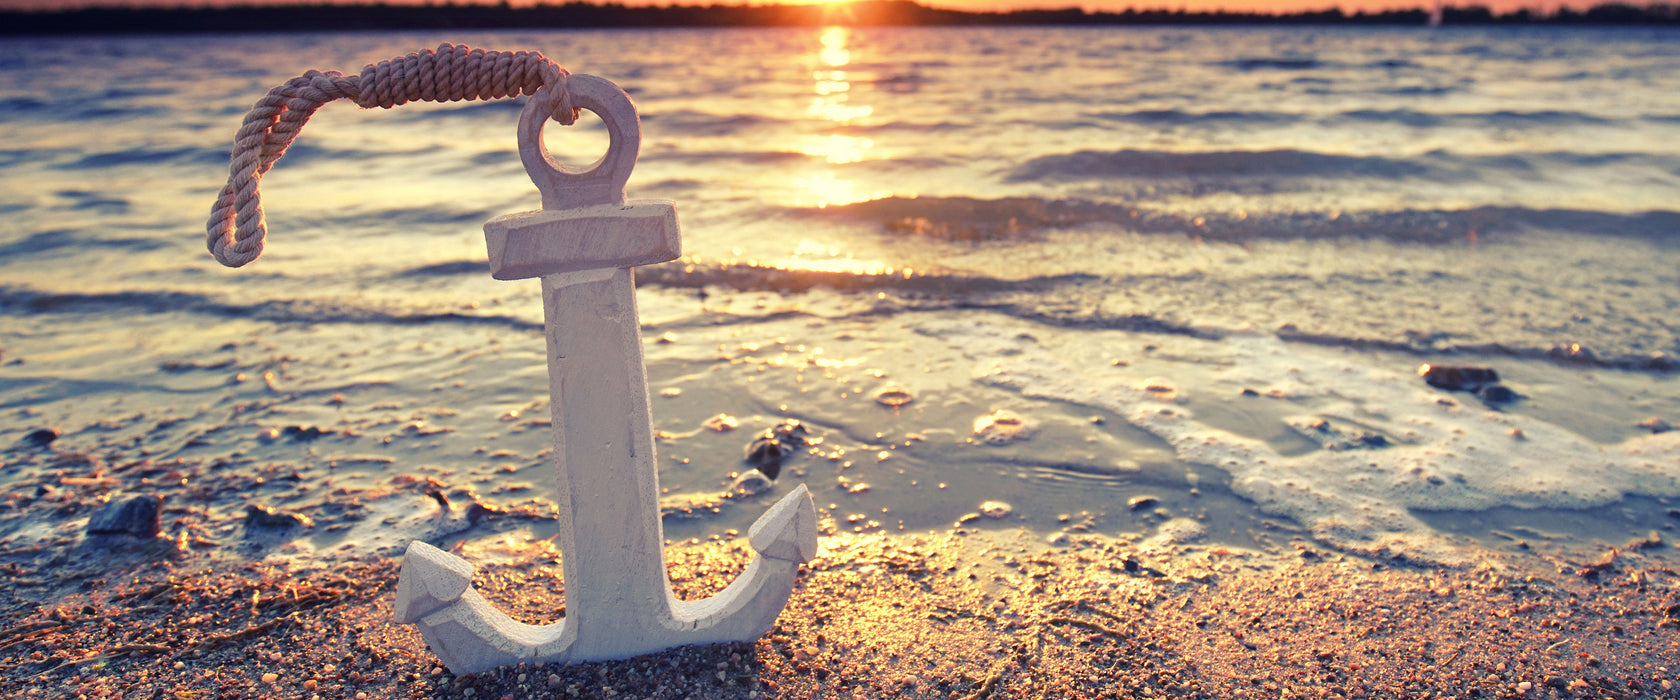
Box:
2;0;1676;36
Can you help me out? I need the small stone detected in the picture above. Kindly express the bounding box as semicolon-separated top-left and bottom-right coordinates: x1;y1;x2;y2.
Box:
743;420;811;479
1417;364;1499;392
547;674;562;689
1547;343;1598;364
1476;384;1520;403
21;428;59;448
657;332;678;344
978;501;1012;519
660;387;683;398
972;410;1034;445
873;385;914;408
1516;681;1532;694
280;425;326;442
730;470;774;496
1127;496;1159;511
703;413;740;432
1636;417;1674;434
244;504;315;531
86;494;163;538
261;672;278;683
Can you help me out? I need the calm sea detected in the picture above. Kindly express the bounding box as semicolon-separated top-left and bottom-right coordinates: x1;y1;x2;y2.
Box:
2;26;1679;564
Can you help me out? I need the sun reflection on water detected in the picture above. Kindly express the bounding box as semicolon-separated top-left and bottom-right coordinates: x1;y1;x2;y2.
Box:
800;26;879;207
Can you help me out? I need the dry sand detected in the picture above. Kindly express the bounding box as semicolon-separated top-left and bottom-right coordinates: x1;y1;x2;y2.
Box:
3;523;1679;699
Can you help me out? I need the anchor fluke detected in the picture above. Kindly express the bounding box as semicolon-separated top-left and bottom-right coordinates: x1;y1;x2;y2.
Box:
392;540;474;623
750;483;819;562
393;484;817;675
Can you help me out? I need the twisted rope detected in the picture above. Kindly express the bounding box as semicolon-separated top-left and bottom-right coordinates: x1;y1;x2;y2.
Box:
206;43;578;267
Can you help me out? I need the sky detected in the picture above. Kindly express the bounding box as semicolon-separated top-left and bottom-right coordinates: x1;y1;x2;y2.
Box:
0;0;1632;16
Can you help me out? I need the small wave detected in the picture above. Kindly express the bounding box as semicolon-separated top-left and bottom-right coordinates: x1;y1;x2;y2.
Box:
1005;148;1435;182
635;258;1091;296
1337;109;1612;129
795;195;1680;245
827;121;968;135
1005;147;1680;191
0;229;161;258
1222;57;1321;71
0;286;541;332
69;105;167;122
52;145;228;170
1381;85;1458;96
642;150;809;165
387;99;527;123
331;204;500;230
1091;109;1301;126
645;110;788;138
398;261;486;278
468;149;518;167
0;97;48;119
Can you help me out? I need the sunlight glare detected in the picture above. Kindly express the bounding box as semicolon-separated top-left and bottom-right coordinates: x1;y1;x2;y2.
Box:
819;27;850;67
796;173;879;208
801;134;874;164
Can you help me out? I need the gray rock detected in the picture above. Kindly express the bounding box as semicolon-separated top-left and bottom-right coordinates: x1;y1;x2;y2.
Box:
22;428;59;448
86;495;163;538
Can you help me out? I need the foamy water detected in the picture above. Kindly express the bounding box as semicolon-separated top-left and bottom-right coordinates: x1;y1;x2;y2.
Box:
2;26;1679;564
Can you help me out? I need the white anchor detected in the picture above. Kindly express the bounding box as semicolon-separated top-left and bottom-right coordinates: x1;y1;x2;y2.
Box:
393;75;818;675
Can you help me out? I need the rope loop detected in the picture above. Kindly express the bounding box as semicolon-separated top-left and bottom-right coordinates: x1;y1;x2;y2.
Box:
206;43;578;267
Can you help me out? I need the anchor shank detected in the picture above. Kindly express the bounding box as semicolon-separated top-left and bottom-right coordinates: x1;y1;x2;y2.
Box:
540;267;673;657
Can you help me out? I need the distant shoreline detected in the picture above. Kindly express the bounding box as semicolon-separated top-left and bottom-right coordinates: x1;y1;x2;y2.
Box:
3;0;1678;36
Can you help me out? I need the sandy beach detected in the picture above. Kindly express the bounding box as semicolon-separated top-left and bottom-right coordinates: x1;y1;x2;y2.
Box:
2;500;1679;699
1;529;1678;699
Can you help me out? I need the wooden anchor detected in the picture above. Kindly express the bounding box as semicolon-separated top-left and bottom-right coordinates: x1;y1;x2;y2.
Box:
393;75;818;675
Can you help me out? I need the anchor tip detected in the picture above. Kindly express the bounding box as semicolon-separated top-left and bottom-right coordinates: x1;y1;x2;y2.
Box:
748;484;818;563
394;540;477;622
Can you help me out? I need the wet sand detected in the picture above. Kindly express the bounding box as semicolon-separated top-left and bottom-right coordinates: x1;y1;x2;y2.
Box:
3;523;1678;699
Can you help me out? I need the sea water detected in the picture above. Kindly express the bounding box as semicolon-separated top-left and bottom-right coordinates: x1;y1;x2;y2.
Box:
2;26;1679;566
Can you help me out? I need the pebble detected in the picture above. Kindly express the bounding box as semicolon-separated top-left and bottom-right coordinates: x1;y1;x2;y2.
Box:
281;425;326;442
1476;384;1520;403
1417;363;1499;391
244;504;316;531
873;385;915;408
978;501;1012;518
22;428;59;448
1636;416;1674;434
1151;517;1207;544
1128;496;1159;511
972;409;1034;445
729;470;774;496
744;420;811;478
547;674;562;689
85;494;163;538
260;672;278;683
1516;681;1532;694
703;413;740;432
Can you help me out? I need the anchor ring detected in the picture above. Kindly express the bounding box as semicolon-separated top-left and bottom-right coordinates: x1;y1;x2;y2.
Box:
518;74;642;211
